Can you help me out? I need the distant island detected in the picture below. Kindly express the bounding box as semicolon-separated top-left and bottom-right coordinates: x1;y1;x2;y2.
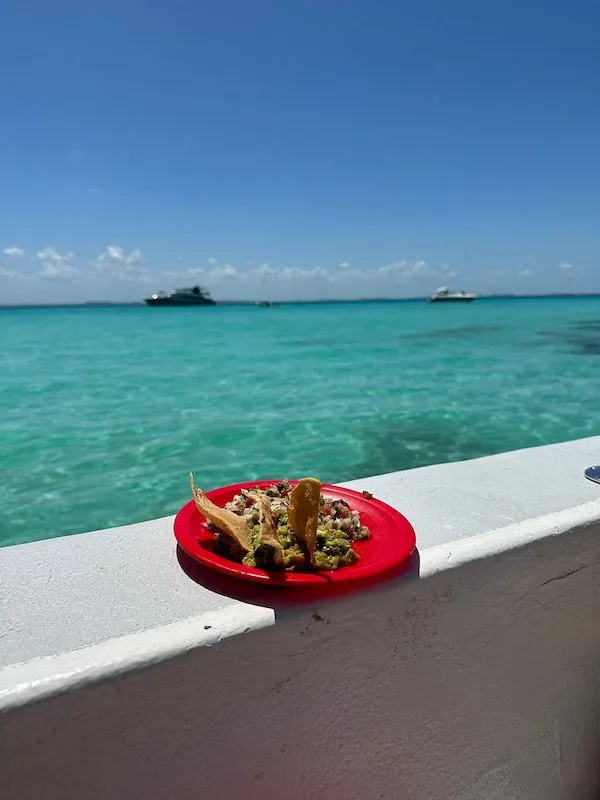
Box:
1;293;600;310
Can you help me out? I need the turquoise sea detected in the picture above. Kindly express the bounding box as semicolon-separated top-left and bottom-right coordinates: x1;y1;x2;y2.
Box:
2;297;600;547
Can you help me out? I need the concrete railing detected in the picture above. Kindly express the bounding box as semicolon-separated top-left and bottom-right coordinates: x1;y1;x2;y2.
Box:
2;437;600;799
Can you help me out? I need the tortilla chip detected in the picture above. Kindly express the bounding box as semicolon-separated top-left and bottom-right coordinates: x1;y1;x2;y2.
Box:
289;477;321;567
189;473;251;553
251;493;284;568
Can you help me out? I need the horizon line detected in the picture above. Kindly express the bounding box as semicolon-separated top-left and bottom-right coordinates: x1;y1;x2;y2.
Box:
2;292;600;310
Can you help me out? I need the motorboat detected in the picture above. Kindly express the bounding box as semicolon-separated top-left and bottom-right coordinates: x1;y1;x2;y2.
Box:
429;286;477;303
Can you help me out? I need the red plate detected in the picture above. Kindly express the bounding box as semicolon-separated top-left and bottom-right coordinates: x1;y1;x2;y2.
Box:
174;480;416;587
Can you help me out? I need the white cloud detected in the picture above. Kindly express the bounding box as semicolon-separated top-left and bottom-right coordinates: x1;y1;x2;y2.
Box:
0;266;26;279
518;268;533;278
280;266;329;280
97;245;144;266
199;258;460;285
106;245;126;262
210;262;245;280
407;260;429;275
35;247;77;279
160;267;206;282
377;259;459;279
440;264;459;278
254;263;279;277
3;246;24;257
378;260;407;274
557;261;585;277
93;245;147;280
378;259;430;276
204;261;333;282
374;259;461;282
183;257;461;286
126;249;144;266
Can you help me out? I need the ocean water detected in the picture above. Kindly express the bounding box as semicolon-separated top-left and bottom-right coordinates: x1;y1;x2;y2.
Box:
2;297;600;547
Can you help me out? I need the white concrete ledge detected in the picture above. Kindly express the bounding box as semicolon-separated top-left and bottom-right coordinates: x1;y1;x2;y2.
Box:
2;435;600;669
3;496;600;716
2;437;600;798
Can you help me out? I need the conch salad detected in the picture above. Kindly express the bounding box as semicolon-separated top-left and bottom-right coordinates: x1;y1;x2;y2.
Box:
189;475;371;571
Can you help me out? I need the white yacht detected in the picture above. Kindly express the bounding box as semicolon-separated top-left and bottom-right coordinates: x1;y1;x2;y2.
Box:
429;286;478;303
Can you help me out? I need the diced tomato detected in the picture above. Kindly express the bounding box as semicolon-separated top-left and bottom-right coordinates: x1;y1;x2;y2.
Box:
323;506;332;516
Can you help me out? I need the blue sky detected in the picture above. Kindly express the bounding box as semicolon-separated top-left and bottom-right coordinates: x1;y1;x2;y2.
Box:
0;0;599;303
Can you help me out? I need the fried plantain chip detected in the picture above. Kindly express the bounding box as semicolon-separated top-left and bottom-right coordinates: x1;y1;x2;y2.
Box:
251;492;284;568
189;473;251;553
288;477;322;567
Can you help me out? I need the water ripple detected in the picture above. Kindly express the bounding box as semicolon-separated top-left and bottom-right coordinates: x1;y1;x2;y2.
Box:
2;299;600;545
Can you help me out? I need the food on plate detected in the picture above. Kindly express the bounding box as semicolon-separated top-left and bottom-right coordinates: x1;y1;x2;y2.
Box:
188;474;371;572
252;491;284;567
189;474;251;557
288;477;321;567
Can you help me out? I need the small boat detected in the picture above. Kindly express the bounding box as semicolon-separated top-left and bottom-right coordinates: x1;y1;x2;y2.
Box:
255;300;278;307
144;286;216;306
429;286;478;303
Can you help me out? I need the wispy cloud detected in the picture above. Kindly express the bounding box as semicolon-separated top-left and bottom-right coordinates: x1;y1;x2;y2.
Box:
160;266;205;281
557;261;585;277
250;265;329;281
196;258;459;284
254;263;279;277
93;245;147;280
0;245;464;289
441;264;459;278
212;264;245;279
208;259;246;280
280;266;328;280
3;246;24;257
168;256;244;281
96;245;144;266
376;259;456;279
0;266;27;279
35;247;77;279
518;268;533;278
378;259;416;275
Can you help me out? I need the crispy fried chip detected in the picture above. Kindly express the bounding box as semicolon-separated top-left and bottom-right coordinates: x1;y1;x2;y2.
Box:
189;473;251;553
289;477;322;566
251;493;284;567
